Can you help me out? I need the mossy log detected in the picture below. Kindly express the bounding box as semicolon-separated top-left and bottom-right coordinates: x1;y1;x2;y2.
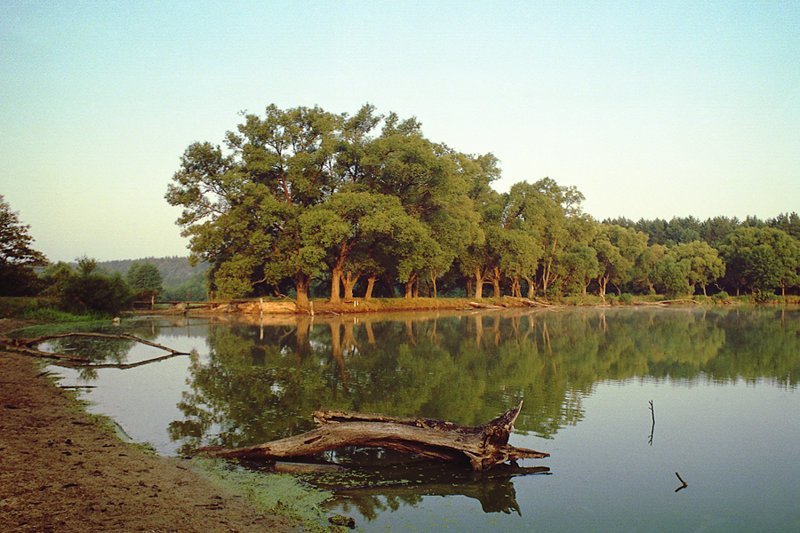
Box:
197;401;548;471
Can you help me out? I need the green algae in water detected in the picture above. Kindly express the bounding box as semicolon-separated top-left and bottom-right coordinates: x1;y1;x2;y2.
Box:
189;458;334;528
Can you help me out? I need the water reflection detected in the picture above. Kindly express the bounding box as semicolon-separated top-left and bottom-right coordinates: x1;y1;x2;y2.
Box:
159;308;800;457
42;307;800;528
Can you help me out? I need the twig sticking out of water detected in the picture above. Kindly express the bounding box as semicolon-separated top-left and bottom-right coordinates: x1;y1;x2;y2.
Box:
648;400;655;446
674;472;688;492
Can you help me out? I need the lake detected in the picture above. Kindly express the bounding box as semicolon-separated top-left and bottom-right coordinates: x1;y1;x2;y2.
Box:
46;307;800;531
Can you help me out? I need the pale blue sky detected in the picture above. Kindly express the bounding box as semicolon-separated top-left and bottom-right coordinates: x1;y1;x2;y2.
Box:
1;1;798;262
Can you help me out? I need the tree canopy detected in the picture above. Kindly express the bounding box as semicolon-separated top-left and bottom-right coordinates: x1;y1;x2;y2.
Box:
167;103;800;302
0;195;47;295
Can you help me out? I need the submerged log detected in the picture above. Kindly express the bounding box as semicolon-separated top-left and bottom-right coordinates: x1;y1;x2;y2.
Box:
197;401;548;471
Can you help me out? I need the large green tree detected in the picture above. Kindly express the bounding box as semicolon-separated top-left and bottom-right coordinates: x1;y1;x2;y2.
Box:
593;224;648;299
668;241;725;296
127;262;164;307
166;105;343;307
0;195;47;295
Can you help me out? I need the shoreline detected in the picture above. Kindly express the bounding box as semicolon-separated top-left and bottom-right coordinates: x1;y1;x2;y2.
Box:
0;319;316;532
152;294;780;318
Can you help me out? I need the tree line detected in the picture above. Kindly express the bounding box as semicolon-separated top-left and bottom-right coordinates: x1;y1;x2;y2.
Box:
165;103;800;305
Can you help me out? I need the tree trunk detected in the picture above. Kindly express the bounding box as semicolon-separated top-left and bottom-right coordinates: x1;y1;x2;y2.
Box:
365;276;376;300
404;274;418;299
474;268;485;299
511;276;521;298
197;402;548;472
430;273;438;299
541;239;558;296
597;276;608;301
491;267;501;298
330;266;343;304
342;271;359;301
524;276;536;299
295;273;310;310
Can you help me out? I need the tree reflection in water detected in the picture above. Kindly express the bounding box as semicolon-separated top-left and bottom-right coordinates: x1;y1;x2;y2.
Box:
164;307;800;518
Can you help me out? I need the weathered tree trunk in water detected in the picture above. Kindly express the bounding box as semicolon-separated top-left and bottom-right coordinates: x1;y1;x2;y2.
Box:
197;402;548;472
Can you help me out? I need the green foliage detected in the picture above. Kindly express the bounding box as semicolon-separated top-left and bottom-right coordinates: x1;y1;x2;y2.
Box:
60;260;132;314
0;195;47;295
0;296;103;322
667;241;725;296
165;103;800;302
161;270;208;301
127;262;163;300
720;227;800;295
190;458;330;528
712;290;730;302
96;256;209;294
654;256;691;298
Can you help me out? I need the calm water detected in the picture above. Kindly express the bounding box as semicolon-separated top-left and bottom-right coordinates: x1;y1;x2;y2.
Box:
46;307;800;531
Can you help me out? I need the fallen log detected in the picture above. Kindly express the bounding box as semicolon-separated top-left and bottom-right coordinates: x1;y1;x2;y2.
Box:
468;301;503;310
515;297;560;309
0;332;191;367
197;401;548;471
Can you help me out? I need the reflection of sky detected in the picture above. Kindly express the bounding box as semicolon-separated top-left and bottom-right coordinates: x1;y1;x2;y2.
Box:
52;348;195;455
49;325;212;456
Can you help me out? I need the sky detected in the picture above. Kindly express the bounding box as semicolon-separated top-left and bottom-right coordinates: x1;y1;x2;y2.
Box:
1;1;798;262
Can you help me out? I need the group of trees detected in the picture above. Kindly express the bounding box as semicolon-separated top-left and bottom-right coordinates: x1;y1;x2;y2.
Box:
37;258;163;314
607;214;800;298
166;103;492;307
3;103;798;307
167;103;800;304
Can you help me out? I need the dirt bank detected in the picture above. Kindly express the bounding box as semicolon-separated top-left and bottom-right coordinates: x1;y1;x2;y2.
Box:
0;320;301;532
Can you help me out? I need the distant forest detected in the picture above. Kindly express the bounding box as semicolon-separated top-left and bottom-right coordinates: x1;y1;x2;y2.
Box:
98;257;208;301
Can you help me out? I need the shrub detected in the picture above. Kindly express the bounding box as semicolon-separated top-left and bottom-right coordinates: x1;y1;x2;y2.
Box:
60;272;131;314
753;290;777;304
712;290;730;302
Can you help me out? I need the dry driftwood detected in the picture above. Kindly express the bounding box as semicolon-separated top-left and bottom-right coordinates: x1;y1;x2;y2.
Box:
198;401;548;471
468;301;503;310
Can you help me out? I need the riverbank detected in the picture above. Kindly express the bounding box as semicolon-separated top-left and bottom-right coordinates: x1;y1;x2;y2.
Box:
0;319;309;532
153;293;787;317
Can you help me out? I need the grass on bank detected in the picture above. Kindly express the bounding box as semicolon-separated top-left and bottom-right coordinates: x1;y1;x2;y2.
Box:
0;296;108;322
